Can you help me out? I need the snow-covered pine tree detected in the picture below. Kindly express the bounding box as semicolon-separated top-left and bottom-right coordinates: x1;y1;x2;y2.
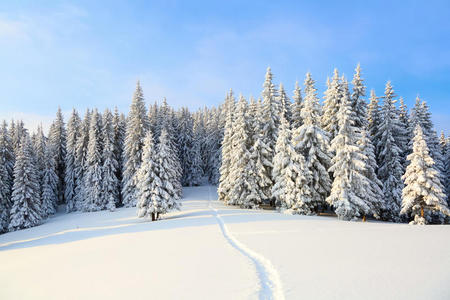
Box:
41;142;58;218
272;115;311;211
351;64;368;130
0;161;10;232
33;125;46;185
0;122;14;232
0;121;14;181
322;69;341;140
248;98;273;205
398;97;412;167
122;81;149;207
227;95;256;207
48;107;67;204
358;130;384;219
113;107;126;206
10;120;27;154
9;135;42;231
401;125;449;225
218;91;235;202
73;109;91;211
443;137;450;206
136;130;160;220
367;89;382;165
291;81;303;129
260;67;280;204
156;127;181;212
291;72;332;214
101;109;118;211
327;82;381;221
65;109;81;212
377;81;404;222
83;110;104;212
278;83;291;124
204;107;221;184
179;108;202;186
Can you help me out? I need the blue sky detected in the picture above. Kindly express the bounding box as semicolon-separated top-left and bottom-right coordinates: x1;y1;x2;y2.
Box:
0;0;449;134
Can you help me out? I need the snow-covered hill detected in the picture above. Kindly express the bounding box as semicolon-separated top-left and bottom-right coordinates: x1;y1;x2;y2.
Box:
1;186;449;300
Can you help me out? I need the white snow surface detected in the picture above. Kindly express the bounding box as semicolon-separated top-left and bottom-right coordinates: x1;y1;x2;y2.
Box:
1;185;449;300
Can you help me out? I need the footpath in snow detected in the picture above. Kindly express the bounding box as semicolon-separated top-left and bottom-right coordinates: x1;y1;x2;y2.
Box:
1;186;450;300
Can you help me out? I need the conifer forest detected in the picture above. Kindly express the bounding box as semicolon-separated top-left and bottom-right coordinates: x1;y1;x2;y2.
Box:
1;65;449;234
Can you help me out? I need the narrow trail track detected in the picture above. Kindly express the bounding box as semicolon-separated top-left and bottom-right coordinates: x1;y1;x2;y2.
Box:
207;186;285;300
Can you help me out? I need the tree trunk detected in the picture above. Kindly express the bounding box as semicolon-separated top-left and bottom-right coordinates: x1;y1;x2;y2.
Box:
151;212;155;221
362;215;366;222
156;212;159;220
421;207;424;218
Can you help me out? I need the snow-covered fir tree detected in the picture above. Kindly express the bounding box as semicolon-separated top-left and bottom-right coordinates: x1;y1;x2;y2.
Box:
272;115;311;211
112;107;126;205
136;130;161;220
83;110;104;212
73;109;91;211
179;107;203;186
204;107;222;184
246;97;273;205
0;161;10;232
65;109;81;212
291;81;303;129
41;142;59;217
156;127;181;211
401;125;449;225
367;89;382;164
398;97;412;167
278;83;291;124
377;82;404;221
9;135;42;231
227;95;259;207
48;107;67;204
122;81;149;207
218;91;235;202
327;81;381;221
322;69;341;140
33;125;46;186
351;64;368;130
291;72;332;214
259;67;280;203
101;109;118;212
10;120;27;154
0;122;14;232
358;130;384;218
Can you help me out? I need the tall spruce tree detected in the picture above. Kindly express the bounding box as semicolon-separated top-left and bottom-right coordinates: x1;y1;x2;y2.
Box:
65;109;81;212
327;82;381;221
260;67;280;203
273;116;311;212
322;69;341;140
291;72;332;213
73;109;91;211
113;108;126;205
9;136;42;231
278;83;291;123
83;110;104;212
367;89;382;164
136;131;160;220
102;109;118;211
377;82;404;221
0;122;14;232
48;107;67;204
351;64;368;130
218;91;235;202
401;125;449;225
156;127;181;211
122;81;149;207
41;142;59;217
291;81;303;129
